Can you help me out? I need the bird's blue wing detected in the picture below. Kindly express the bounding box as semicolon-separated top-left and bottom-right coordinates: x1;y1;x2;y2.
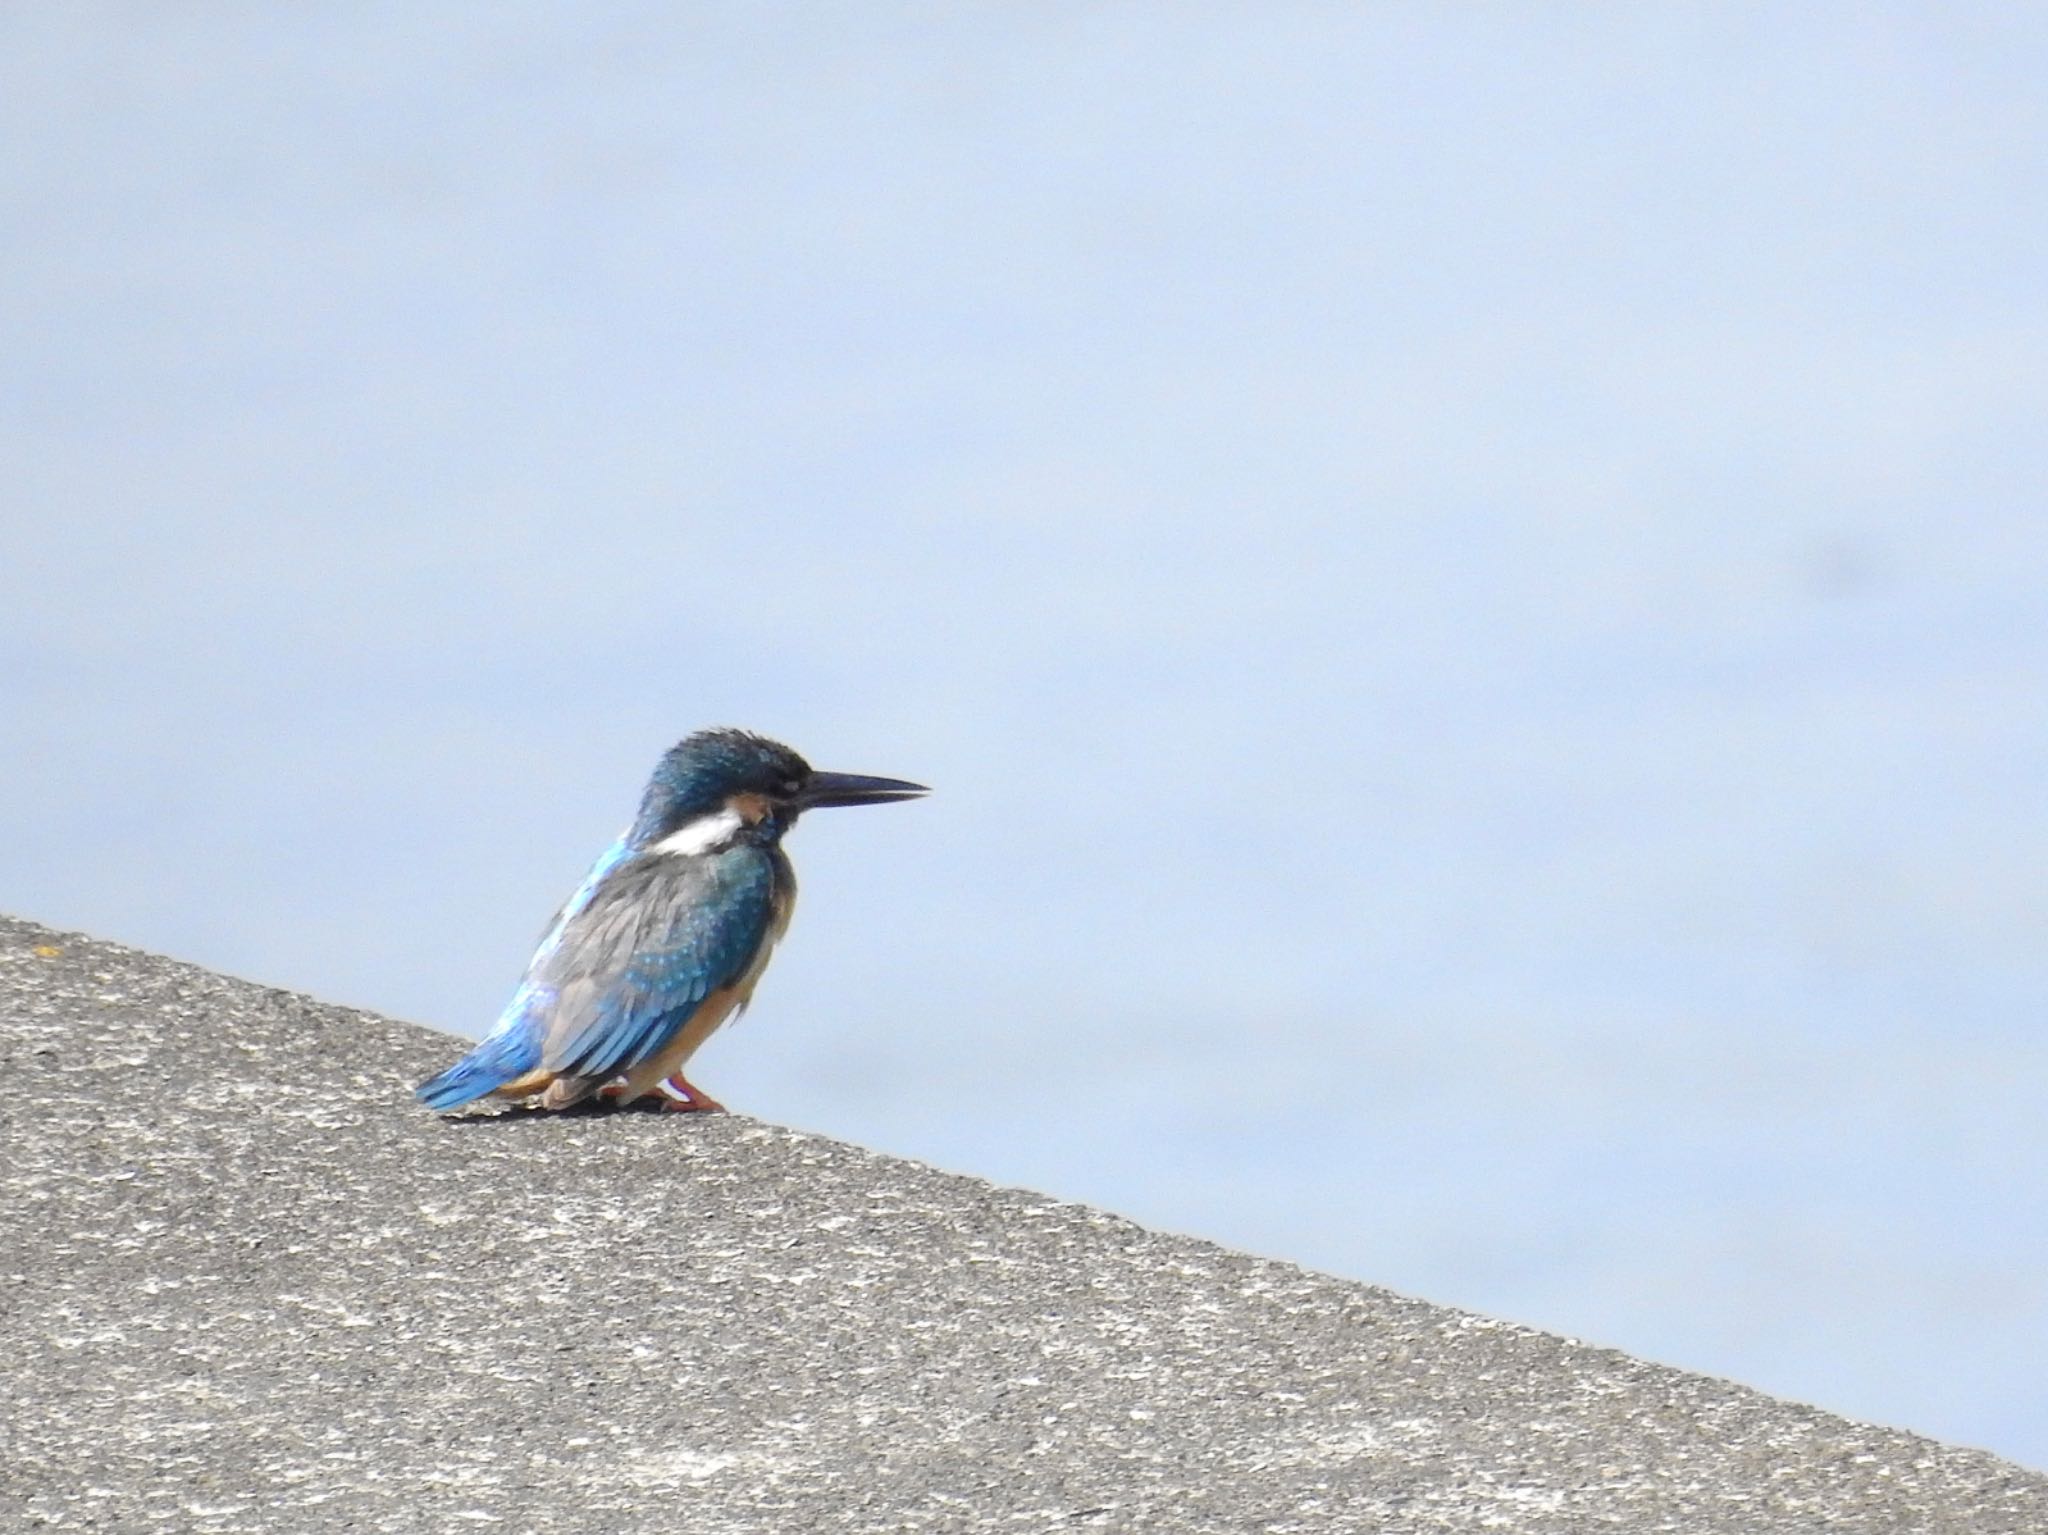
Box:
530;847;778;1081
415;834;634;1110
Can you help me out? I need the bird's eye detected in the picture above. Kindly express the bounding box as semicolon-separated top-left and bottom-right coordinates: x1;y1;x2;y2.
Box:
780;779;802;797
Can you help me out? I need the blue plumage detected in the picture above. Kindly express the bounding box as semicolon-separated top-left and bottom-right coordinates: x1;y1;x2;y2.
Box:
416;728;925;1114
413;1020;543;1112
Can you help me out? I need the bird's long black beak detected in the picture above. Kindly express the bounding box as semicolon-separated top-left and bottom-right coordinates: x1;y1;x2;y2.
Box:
797;770;930;809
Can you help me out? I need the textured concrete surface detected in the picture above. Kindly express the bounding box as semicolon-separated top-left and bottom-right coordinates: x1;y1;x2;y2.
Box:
4;913;2044;1533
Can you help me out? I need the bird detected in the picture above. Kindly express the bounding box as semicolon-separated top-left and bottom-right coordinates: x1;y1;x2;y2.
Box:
416;728;926;1115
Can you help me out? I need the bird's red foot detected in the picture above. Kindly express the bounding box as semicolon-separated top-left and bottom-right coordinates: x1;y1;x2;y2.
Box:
655;1074;726;1113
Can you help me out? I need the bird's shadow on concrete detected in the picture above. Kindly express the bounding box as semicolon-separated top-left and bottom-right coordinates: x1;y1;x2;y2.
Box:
434;1098;717;1129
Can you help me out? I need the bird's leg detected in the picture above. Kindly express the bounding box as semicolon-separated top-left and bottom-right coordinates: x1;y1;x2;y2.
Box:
655;1073;726;1114
592;1072;724;1112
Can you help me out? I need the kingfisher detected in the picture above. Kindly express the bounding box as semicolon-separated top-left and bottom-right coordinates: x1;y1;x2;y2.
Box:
416;728;926;1115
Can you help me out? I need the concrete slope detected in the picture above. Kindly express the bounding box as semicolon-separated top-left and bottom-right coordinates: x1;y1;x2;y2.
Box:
4;912;2043;1533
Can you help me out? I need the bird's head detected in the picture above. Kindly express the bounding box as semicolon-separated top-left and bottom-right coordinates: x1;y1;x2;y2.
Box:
629;728;927;855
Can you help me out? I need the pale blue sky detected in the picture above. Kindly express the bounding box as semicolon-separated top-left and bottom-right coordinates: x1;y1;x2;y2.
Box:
5;5;2046;1467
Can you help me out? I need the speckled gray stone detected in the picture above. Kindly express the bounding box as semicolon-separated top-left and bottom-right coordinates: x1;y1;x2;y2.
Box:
3;913;2042;1533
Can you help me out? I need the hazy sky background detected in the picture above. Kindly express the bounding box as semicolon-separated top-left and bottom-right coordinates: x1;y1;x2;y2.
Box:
6;5;2047;1468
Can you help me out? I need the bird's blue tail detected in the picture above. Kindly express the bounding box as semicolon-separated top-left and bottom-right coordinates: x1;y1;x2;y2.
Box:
415;1026;542;1112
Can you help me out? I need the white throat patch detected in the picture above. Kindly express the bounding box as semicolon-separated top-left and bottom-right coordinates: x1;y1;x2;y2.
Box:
648;805;746;858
